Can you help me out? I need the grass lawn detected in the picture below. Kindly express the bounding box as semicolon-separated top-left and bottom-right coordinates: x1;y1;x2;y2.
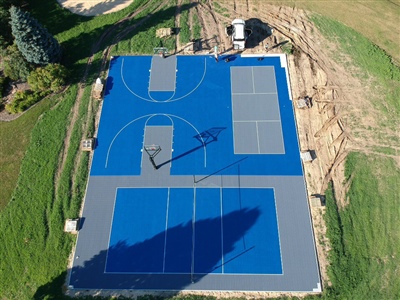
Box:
262;0;400;65
0;98;53;209
324;153;400;299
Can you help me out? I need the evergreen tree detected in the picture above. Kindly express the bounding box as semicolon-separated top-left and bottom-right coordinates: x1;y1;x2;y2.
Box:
9;6;61;65
2;44;32;80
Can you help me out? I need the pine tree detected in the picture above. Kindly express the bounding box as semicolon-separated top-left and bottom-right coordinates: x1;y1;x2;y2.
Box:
9;6;61;65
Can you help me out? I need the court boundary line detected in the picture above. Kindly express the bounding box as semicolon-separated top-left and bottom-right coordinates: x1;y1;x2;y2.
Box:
141;122;174;170
121;57;207;103
103;271;285;276
103;186;283;276
234;119;282;122
272;187;284;275
255;121;261;153
231;92;277;95
148;55;177;93
162;188;170;273
241;54;293;101
103;187;120;273
220;176;224;274
230;66;285;155
191;183;197;281
105;113;207;169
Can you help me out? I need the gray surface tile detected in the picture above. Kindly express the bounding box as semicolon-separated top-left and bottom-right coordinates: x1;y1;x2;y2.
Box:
232;94;280;121
233;122;258;153
231;67;254;93
257;121;285;154
149;55;177;91
252;66;277;94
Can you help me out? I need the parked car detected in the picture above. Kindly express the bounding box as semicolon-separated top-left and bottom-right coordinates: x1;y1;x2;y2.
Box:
226;19;252;50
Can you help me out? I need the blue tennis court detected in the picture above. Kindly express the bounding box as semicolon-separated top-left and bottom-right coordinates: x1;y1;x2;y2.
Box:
69;54;321;292
106;187;281;274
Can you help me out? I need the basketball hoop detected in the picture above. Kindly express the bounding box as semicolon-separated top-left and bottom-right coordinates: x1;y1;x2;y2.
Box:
153;47;168;58
144;145;161;170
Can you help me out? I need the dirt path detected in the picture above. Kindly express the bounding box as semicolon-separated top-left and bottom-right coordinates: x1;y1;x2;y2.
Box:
56;0;170;207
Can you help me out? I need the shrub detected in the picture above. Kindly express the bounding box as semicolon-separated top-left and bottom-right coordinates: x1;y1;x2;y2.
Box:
0;76;9;98
28;63;68;92
5;90;48;113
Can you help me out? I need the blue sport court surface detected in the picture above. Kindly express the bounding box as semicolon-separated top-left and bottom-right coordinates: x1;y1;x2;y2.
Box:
69;54;321;292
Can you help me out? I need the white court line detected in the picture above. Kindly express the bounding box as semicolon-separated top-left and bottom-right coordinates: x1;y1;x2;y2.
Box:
148;56;177;92
106;113;207;169
191;184;197;279
231;92;277;95
164;57;207;103
220;176;224;274
121;58;155;102
103;188;120;273
272;187;285;275
142;116;174;170
122;57;207;103
251;67;255;94
162;188;170;273
234;119;282;123
256;121;261;154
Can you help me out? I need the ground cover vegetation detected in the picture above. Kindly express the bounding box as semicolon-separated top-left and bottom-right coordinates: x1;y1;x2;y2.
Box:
0;0;399;299
308;12;400;300
269;0;400;65
179;0;191;45
323;154;400;299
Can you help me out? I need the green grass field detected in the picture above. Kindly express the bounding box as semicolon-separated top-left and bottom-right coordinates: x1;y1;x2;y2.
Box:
0;0;399;299
262;0;400;65
324;153;400;299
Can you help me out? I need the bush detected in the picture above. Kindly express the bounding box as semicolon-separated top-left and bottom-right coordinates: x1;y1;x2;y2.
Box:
1;44;32;80
28;64;68;92
0;76;9;98
5;90;48;113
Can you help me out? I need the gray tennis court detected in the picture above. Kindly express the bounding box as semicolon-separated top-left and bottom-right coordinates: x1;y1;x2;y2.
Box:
231;66;284;154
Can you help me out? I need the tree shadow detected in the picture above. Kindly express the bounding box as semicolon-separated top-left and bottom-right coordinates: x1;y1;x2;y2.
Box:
61;2;197;82
63;0;132;17
70;207;260;289
245;18;273;49
34;207;260;296
28;0;91;36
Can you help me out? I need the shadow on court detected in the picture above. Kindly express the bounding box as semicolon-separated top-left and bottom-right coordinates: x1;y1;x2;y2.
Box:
62;207;260;290
157;127;226;169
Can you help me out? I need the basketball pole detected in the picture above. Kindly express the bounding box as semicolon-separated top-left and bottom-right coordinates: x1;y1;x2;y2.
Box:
149;156;158;170
144;145;161;170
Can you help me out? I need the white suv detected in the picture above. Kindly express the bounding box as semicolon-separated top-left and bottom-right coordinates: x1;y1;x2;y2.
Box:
226;19;251;50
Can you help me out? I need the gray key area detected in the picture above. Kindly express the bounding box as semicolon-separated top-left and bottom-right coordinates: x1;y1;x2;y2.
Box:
142;126;173;175
230;66;285;154
149;55;177;91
